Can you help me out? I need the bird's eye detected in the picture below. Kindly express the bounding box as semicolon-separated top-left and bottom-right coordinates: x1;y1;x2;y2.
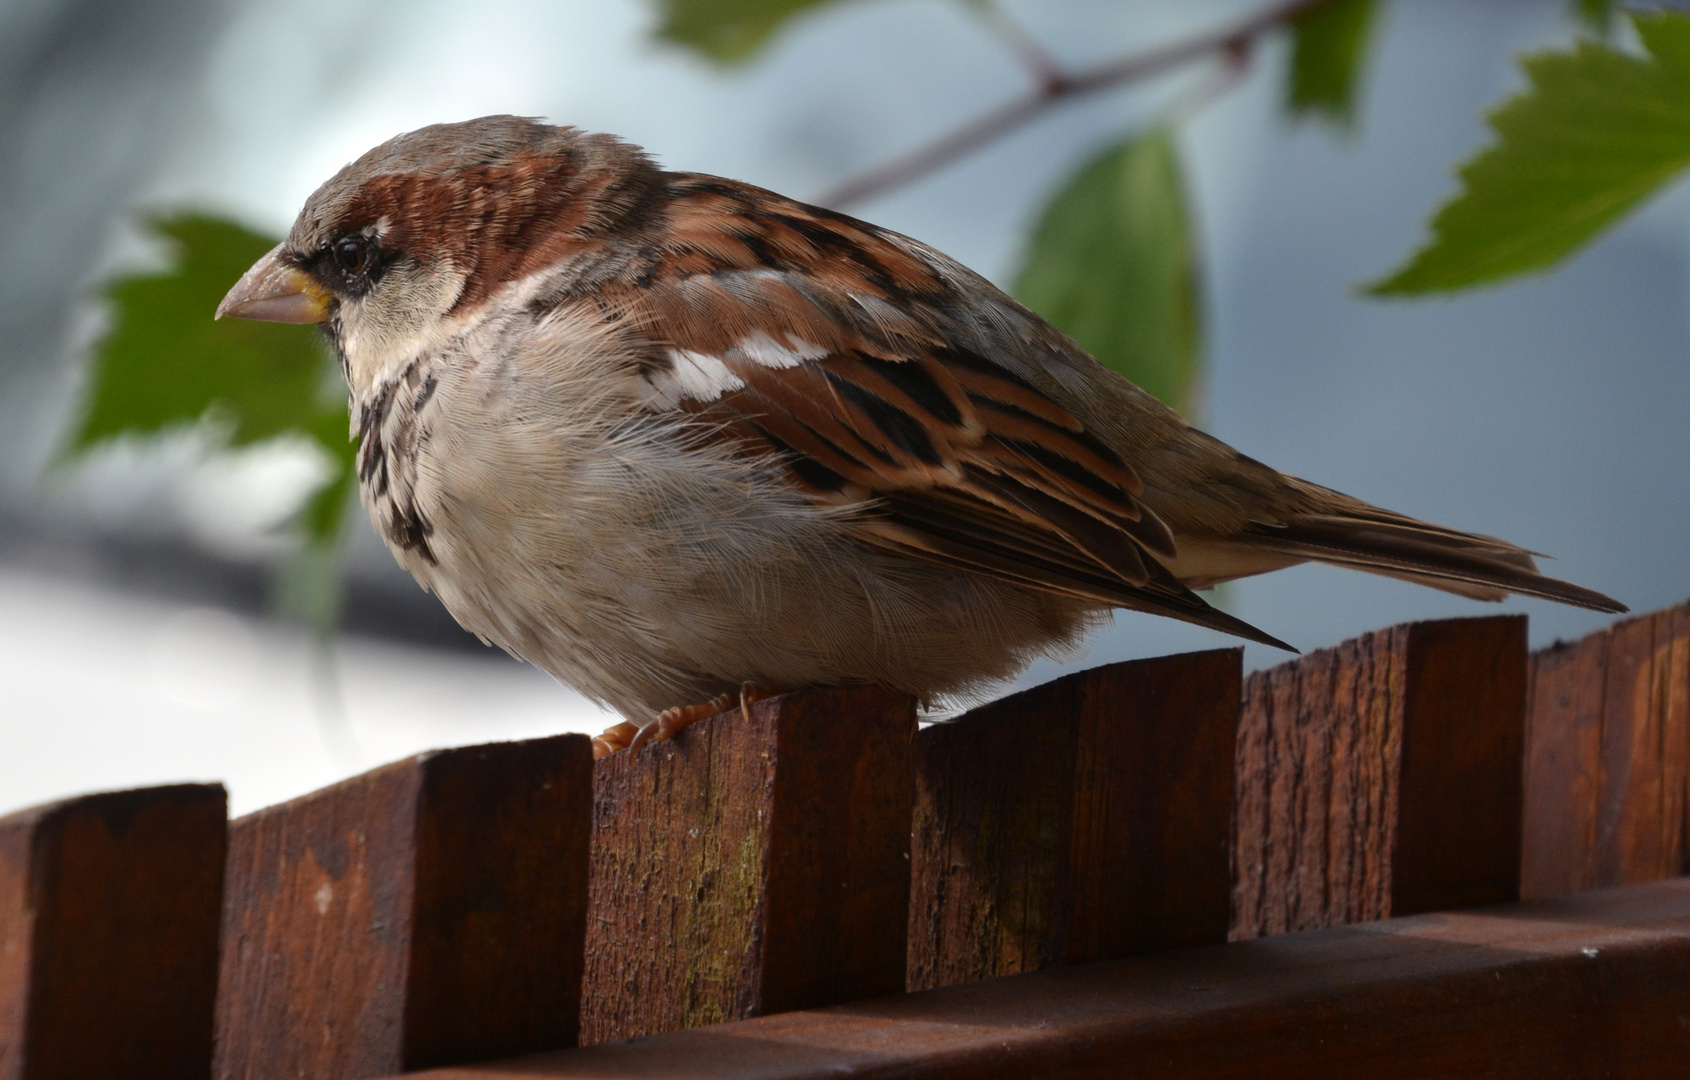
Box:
332;235;372;275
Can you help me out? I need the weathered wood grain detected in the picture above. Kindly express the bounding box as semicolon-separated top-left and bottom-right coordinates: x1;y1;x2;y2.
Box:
402;877;1690;1080
1522;599;1690;898
0;784;226;1080
908;649;1240;992
1232;615;1527;939
581;685;916;1045
213;735;593;1080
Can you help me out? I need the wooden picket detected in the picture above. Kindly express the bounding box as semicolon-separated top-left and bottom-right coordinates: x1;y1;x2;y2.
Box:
0;602;1684;1079
1231;615;1528;938
908;648;1240;990
1522;601;1690;897
214;735;593;1078
0;784;225;1080
581;684;915;1043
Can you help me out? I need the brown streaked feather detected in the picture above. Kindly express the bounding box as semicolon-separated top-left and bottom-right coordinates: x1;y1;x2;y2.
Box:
292;122;667;316
1239;512;1626;613
683;342;1175;590
951;470;1150;584
716;354;1163;584
607;175;1281;642
606;170;1621;639
856;501;1294;651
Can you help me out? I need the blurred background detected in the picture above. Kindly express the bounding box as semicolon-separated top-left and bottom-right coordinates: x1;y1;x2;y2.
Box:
1;0;1685;815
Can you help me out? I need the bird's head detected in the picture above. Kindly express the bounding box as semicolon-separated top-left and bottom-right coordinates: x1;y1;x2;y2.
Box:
216;115;660;397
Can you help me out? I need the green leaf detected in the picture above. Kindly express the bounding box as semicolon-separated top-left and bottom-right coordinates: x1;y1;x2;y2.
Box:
653;0;848;64
71;212;357;630
73;212;359;630
1286;0;1380;128
299;407;359;546
273;538;348;636
1014;129;1202;415
75;213;342;450
74;212;357;535
1574;0;1612;36
274;413;357;634
1370;12;1690;295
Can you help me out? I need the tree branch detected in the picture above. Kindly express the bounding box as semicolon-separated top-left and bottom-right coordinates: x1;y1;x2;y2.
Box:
818;0;1336;209
960;0;1067;93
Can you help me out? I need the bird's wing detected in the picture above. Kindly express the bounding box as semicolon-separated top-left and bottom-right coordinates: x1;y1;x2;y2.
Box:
608;173;1292;649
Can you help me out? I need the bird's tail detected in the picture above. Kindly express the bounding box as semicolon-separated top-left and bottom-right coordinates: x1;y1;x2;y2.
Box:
1237;507;1626;614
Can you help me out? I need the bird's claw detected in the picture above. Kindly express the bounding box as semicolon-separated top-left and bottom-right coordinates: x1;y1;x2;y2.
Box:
737;681;774;721
623;692;735;756
591;721;640;759
593;683;778;758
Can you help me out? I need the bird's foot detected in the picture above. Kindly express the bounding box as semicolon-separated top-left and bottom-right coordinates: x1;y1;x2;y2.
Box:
591;721;642;759
592;683;777;758
627;692;735;755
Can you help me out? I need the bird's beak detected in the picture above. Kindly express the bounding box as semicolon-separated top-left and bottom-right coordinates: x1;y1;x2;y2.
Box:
215;244;331;324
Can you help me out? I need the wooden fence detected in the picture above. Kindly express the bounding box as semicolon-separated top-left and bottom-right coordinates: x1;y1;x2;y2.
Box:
2;603;1687;1078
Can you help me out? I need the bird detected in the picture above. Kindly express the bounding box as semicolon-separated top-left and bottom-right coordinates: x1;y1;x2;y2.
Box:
216;115;1624;757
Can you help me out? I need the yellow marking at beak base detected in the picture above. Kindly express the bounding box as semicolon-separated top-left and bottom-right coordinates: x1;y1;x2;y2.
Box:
216;243;332;324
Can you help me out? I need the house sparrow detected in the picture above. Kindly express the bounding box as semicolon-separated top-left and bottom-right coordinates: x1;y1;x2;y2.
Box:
217;116;1623;756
